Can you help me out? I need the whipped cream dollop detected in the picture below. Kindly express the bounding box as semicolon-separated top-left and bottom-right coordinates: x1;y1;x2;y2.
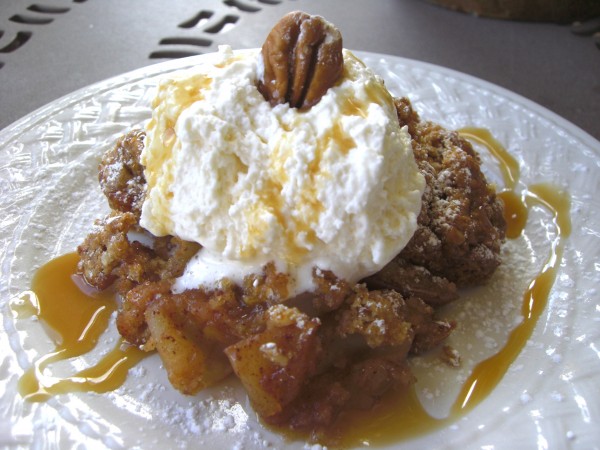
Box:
140;46;425;295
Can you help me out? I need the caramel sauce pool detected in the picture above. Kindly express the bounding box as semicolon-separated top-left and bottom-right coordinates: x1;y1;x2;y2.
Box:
15;253;146;401
16;128;571;446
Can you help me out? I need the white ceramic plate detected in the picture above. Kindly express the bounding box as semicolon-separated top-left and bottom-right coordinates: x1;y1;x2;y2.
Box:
1;51;599;449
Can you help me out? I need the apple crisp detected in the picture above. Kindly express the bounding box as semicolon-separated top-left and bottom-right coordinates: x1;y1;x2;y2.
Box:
77;92;504;439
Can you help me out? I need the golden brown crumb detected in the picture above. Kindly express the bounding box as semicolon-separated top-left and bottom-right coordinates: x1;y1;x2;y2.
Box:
336;285;413;348
77;211;200;294
364;257;458;306
440;344;462;367
98;129;146;217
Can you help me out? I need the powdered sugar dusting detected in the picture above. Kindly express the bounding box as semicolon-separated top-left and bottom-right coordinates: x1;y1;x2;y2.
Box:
114;360;274;449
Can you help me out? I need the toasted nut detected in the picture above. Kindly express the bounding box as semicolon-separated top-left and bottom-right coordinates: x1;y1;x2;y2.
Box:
258;11;343;110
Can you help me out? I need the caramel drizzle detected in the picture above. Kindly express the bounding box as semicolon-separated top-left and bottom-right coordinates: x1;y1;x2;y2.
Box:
451;184;571;415
452;128;571;414
15;128;571;447
14;253;146;401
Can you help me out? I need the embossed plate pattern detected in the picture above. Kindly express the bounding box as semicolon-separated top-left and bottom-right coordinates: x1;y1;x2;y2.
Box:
1;51;599;449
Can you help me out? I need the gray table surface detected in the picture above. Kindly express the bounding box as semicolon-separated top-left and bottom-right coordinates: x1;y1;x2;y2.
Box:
1;0;599;141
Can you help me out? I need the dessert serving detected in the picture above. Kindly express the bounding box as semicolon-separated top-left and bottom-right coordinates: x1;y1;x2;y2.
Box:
71;11;507;442
18;10;588;449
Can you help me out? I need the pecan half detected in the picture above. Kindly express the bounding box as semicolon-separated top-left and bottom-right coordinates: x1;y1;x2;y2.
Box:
258;11;343;111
